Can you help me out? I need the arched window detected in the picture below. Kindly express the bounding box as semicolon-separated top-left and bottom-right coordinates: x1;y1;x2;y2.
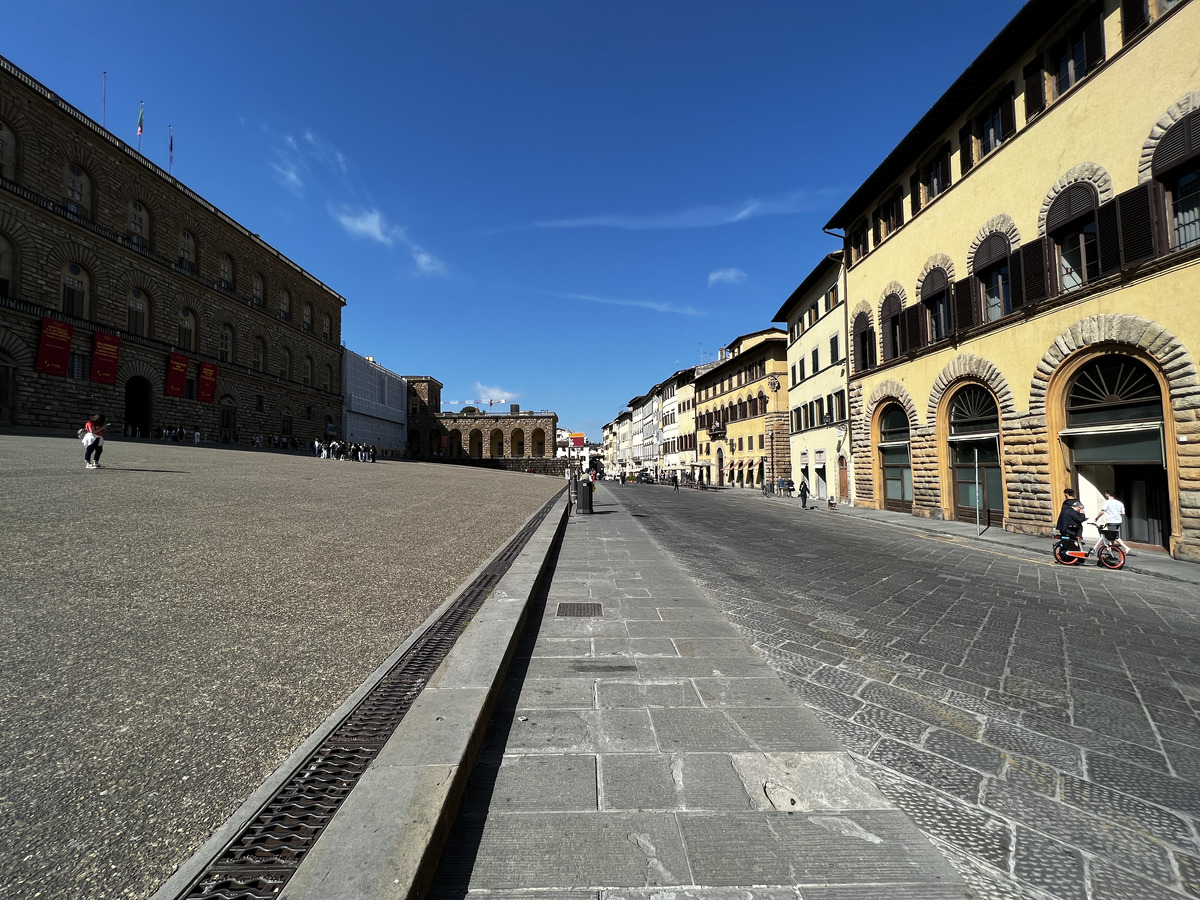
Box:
252;274;264;307
948;385;1003;521
63;163;90;217
0;119;17;181
878;403;912;512
0;235;14;297
1152;109;1200;252
179;230;196;273
853;311;877;373
322;314;331;340
322;364;331;391
127;200;150;248
219;254;234;290
178;308;197;350
303;356;312;386
1067;356;1162;426
280;347;291;380
1047;183;1099;292
880;294;902;361
61;263;90;319
252;337;265;372
219;324;235;363
126;288;150;337
279;290;290;321
972;232;1014;323
921;268;951;343
303;303;312;332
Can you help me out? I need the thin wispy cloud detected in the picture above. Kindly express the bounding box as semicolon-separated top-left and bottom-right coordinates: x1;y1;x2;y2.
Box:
330;204;447;276
522;188;839;231
476;382;519;404
541;290;704;317
708;268;746;288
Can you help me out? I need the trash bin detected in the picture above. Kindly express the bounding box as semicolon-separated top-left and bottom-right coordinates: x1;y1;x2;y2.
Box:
577;479;593;514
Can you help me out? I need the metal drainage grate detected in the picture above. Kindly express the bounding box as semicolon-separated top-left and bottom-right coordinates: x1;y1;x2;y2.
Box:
177;490;564;900
557;602;603;617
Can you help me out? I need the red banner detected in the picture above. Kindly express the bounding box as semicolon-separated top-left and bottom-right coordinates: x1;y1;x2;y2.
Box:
197;361;218;403
90;332;121;384
35;317;73;376
165;353;189;397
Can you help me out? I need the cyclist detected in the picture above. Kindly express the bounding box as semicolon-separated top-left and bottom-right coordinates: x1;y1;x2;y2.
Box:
1093;490;1134;557
1055;497;1087;548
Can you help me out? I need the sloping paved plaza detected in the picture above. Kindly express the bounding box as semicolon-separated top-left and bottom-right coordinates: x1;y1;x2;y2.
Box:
0;435;560;900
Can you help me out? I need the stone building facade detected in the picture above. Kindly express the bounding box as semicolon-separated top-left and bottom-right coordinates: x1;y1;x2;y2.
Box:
404;376;558;471
0;55;344;443
827;0;1200;559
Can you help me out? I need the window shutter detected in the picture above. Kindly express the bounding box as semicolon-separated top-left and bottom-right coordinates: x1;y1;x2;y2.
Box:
893;189;904;228
1096;198;1121;276
1018;239;1048;305
1151;110;1199;177
882;316;896;361
901;305;925;353
954;279;977;333
1116;181;1160;266
852;319;863;374
872;211;881;244
1023;59;1046;119
1084;10;1105;73
921;267;948;301
1121;0;1149;41
1000;90;1016;141
1046;183;1097;233
941;144;952;189
974;232;1011;271
910;172;922;215
1009;249;1025;309
959;124;974;176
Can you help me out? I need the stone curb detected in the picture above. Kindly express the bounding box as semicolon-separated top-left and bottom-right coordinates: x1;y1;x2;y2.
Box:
277;494;570;900
151;491;570;900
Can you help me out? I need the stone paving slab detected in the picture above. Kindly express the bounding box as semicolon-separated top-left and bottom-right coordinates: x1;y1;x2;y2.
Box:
430;493;969;898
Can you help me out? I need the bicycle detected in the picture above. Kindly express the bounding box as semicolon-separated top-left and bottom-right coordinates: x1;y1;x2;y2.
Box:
1052;529;1125;569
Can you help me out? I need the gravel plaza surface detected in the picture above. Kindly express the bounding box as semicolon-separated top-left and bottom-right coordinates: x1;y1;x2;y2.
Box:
0;434;560;900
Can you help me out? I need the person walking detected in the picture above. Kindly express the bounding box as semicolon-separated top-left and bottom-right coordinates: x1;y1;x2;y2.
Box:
799;481;810;509
82;413;106;469
671;474;679;492
1094;490;1134;556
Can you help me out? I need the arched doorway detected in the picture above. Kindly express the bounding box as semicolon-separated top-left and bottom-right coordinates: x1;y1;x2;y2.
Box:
490;429;505;458
1060;355;1169;549
469;429;483;458
877;403;912;512
409;429;421;457
0;350;16;425
511;428;525;458
219;396;237;444
449;429;463;458
716;448;724;486
838;456;849;502
946;385;1003;524
124;376;152;437
532;428;546;457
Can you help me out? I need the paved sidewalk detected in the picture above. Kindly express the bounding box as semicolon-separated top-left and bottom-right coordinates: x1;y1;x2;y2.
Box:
430;488;969;898
716;486;1200;586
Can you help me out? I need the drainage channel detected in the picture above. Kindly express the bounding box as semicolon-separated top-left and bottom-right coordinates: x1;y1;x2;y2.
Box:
174;491;563;900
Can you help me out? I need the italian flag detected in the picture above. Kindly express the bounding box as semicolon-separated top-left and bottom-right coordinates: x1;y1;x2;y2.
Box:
137;104;144;137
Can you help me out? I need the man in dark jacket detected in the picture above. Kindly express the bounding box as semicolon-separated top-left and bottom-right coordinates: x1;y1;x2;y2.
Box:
1055;498;1086;540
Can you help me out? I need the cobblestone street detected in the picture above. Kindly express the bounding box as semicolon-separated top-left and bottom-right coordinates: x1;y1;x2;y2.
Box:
611;483;1200;900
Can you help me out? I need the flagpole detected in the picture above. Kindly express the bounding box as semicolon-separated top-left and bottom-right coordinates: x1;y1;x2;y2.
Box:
102;72;106;128
168;125;173;175
137;101;143;152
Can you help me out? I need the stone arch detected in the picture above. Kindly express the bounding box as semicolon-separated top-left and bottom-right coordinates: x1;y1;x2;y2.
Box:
0;93;39;157
50;137;107;205
213;379;244;408
928;354;1018;422
914;253;956;300
0;326;33;367
1030;314;1200;416
511;427;526;458
469;428;484;458
865;379;920;427
117;357;164;394
878;281;908;318
531;427;547;457
850;298;874;324
45;241;109;299
967;214;1022;273
1138;91;1200;184
1038;163;1114;237
0;212;35;294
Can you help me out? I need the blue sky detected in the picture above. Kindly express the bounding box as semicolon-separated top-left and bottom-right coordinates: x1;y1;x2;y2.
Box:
7;1;1024;439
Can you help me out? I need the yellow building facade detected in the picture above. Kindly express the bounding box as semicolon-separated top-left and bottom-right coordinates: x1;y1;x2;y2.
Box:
693;329;790;488
774;253;850;502
828;0;1200;559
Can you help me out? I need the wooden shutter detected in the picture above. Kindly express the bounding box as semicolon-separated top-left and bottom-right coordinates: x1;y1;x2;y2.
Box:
1084;9;1105;73
852;315;864;374
921;267;948;302
881;296;900;360
1009;248;1025;309
1096;199;1121;277
910;172;922;216
1018;239;1048;305
1116;181;1160;267
940;144;952;189
872;211;882;244
974;232;1011;271
893;189;904;228
1000;90;1016;141
1151;110;1199;177
1023;59;1046;119
1046;183;1097;233
1121;0;1149;42
901;305;925;353
959;124;974;176
953;279;977;334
